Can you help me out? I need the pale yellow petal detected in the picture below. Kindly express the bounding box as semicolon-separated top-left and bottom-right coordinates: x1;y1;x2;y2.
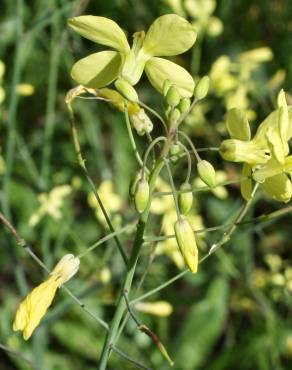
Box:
145;57;194;97
68;16;130;52
71;51;121;88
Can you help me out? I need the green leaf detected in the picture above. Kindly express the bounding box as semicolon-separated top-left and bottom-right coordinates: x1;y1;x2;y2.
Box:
71;51;121;88
68;16;130;52
143;14;196;57
173;277;229;369
226;108;251;141
145;57;194;97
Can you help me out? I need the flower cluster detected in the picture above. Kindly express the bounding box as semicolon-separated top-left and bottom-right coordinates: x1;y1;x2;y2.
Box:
220;90;292;202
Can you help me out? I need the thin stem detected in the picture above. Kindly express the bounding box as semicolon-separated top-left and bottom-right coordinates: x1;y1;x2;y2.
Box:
138;100;168;134
142;136;166;176
163;158;180;217
77;224;135;259
177;141;192;183
207;183;259;256
178;130;201;162
154;177;246;196
124;104;144;168
176;98;197;127
111;346;152;370
66;101;129;266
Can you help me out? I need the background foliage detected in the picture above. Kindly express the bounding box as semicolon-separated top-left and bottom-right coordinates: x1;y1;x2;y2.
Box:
1;0;292;369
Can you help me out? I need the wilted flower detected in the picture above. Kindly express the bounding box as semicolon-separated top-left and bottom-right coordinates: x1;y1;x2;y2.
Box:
13;254;80;340
69;14;196;97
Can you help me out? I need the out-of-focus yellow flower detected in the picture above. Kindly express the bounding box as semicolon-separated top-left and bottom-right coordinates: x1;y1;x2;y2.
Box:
135;301;173;317
13;254;80;340
16;83;35;96
88;180;122;225
29;185;71;227
210;48;273;118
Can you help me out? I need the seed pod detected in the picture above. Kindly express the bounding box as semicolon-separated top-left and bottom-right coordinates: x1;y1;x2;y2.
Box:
178;182;193;215
197;160;216;188
174;216;198;273
194;76;209;100
166;86;180;107
115;79;139;102
134;177;150;213
178;98;191;113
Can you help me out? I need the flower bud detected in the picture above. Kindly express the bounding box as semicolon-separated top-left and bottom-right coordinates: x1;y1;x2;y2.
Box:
170;143;183;164
166;86;181;107
129;171;142;199
134;177;150;213
170;108;181;123
174;216;198;273
163;79;172;96
115;78;139;102
178;182;193;215
197;160;216;188
178;98;191;113
194;76;209;100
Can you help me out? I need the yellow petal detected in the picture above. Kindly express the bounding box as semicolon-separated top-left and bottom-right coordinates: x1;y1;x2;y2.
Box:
261;173;292;203
51;254;80;285
71;51;121;88
13;277;59;340
143;14;196;56
226;108;251;141
68;16;130;52
145;57;194;97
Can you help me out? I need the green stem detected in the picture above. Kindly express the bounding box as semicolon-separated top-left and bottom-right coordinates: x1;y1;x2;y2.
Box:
124;105;144;168
67;102;129;267
178;130;201;162
138;100;168;134
163;158;180;217
177;141;192;183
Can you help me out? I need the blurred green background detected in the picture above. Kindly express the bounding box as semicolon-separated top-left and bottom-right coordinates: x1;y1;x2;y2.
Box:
1;0;292;369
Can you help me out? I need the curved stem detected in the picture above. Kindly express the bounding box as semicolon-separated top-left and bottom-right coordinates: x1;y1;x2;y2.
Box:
67;102;129;267
124;105;144;168
163;158;180;218
142;136;166;176
178;130;201;162
139;100;168;134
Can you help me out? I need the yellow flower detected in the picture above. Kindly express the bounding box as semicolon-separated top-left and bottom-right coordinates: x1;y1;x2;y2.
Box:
13;254;80;340
29;185;71;227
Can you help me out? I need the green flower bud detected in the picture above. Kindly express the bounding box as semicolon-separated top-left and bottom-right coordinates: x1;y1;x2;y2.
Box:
178;183;193;215
194;76;209;100
220;139;271;165
129;171;142;199
115;79;139;102
170;108;181;123
170;143;183;164
134;177;149;213
178;98;191;113
166;86;181;107
174;216;198;273
197;160;216;188
163;79;172;96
